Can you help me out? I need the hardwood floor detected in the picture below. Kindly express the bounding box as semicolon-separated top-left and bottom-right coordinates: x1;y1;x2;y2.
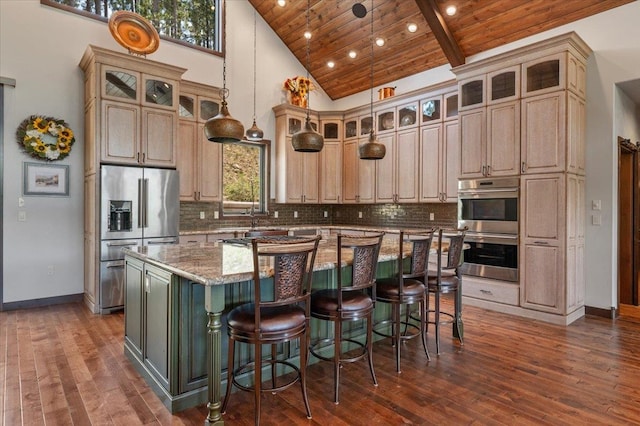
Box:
2;300;640;425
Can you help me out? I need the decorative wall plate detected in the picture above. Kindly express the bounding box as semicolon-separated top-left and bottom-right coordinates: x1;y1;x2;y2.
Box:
109;11;160;55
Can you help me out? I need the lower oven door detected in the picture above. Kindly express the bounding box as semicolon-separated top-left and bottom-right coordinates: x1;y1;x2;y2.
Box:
460;233;519;282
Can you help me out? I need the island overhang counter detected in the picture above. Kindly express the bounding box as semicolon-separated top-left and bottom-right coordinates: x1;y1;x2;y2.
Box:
122;233;459;424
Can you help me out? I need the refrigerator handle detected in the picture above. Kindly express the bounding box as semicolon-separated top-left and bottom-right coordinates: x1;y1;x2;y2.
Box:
143;178;149;228
138;178;144;228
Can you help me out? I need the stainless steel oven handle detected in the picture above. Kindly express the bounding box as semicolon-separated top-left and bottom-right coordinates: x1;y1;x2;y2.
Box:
458;187;519;195
465;233;518;245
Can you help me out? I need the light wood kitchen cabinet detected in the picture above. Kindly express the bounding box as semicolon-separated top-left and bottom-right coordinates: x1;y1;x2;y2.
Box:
80;45;186;313
459;80;520;179
273;105;319;203
375;128;420;203
521;91;566;174
177;81;222;202
320;140;342;203
342;138;375;204
319;117;343;203
520;173;584;315
420;120;459;203
458;76;485;112
98;67;179;167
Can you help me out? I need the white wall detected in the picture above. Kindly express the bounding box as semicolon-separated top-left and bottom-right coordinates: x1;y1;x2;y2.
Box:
2;0;640;309
0;0;329;303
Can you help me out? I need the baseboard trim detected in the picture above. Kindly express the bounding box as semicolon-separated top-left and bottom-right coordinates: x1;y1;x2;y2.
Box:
1;293;84;311
584;305;617;319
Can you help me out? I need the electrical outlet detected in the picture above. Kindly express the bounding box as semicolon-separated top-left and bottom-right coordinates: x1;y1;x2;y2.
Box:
213;211;219;219
358;211;363;219
18;211;26;222
294;211;298;218
429;213;435;221
199;211;205;219
274;211;279;218
323;211;328;218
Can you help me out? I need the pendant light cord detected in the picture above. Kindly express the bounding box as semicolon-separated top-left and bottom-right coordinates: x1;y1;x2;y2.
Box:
369;0;374;130
305;0;311;120
252;9;257;121
221;0;228;100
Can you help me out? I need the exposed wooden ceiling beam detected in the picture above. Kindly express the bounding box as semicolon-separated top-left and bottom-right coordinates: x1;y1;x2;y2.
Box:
414;0;465;67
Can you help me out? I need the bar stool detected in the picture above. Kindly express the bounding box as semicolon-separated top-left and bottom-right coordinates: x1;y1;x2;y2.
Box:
374;229;435;373
426;227;467;355
309;232;384;404
221;235;321;425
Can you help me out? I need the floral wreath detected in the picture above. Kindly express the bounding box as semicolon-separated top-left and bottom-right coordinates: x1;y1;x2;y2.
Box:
16;115;75;161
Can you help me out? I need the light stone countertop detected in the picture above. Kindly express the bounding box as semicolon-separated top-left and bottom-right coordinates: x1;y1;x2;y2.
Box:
123;233;414;287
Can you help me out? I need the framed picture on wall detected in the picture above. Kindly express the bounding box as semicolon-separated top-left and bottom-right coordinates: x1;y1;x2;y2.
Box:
23;162;69;196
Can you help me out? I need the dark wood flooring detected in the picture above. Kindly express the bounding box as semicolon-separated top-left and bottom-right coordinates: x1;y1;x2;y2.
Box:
2;299;640;425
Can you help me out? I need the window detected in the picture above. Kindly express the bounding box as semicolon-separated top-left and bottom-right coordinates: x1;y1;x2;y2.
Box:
222;140;269;216
41;0;222;54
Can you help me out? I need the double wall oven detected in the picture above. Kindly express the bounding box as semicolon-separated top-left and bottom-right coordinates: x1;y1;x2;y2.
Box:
458;177;519;282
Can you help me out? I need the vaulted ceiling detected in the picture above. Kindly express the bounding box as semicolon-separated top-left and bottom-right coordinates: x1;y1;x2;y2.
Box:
248;0;634;100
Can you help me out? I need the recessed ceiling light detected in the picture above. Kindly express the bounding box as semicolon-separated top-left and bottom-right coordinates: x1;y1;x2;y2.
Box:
375;37;385;47
446;5;457;16
407;23;418;33
277;0;286;7
348;50;357;59
327;61;335;68
304;31;312;39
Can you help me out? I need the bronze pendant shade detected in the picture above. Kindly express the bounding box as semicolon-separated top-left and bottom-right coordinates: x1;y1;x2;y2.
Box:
359;130;386;159
204;98;244;143
292;118;324;152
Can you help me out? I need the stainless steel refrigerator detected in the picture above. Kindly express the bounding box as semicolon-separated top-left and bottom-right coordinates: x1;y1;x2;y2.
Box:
100;165;179;312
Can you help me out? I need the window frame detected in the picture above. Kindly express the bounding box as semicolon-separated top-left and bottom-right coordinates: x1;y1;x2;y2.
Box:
40;0;223;56
222;139;271;218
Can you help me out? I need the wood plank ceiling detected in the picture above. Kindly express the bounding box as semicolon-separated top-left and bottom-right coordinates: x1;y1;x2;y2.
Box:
247;0;634;100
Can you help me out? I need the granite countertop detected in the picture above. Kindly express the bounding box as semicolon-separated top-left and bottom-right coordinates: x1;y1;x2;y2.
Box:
179;225;430;237
124;234;411;287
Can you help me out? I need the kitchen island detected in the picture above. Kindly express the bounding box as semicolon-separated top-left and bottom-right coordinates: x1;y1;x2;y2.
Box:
122;232;457;424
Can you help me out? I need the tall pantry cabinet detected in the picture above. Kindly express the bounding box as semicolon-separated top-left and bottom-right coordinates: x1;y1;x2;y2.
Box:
79;45;186;313
453;32;591;324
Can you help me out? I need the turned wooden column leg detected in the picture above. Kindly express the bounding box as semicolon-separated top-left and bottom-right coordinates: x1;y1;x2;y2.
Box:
205;285;225;426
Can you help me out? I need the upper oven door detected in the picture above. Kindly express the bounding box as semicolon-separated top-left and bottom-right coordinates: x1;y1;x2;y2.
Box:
458;178;519;234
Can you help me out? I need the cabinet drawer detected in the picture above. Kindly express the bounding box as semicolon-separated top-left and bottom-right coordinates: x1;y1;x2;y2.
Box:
462;276;519;305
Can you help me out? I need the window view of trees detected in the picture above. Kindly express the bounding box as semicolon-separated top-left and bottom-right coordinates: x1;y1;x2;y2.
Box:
223;142;267;215
42;0;220;52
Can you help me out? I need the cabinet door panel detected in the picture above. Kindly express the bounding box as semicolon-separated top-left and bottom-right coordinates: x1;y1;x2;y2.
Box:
177;120;197;200
375;134;395;203
320;141;342;203
487;102;520;176
342;140;358;203
358;155;376;203
420;124;442;202
443;120;460;201
302;152;320;203
521;175;563;241
142;108;176;167
124;258;144;359
144;266;171;390
102;101;139;164
459;109;485;178
521;244;563;312
199;129;222;201
396;130;419;203
521;92;566;174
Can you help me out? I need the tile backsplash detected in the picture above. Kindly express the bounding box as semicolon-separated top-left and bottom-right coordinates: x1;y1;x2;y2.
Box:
180;201;456;231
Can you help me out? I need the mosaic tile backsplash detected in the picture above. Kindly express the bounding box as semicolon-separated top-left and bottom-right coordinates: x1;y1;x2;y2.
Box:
180;201;457;232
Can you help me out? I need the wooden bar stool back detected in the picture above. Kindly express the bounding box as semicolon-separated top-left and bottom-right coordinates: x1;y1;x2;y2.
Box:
221;235;321;425
309;232;384;404
374;229;435;373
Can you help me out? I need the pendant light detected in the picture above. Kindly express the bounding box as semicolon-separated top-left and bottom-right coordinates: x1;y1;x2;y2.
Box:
359;0;386;160
204;0;244;143
291;0;324;152
245;9;264;141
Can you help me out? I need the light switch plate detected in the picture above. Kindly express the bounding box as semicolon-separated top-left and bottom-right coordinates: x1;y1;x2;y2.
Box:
592;200;601;211
592;214;602;226
429;213;435;221
199;211;205;219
